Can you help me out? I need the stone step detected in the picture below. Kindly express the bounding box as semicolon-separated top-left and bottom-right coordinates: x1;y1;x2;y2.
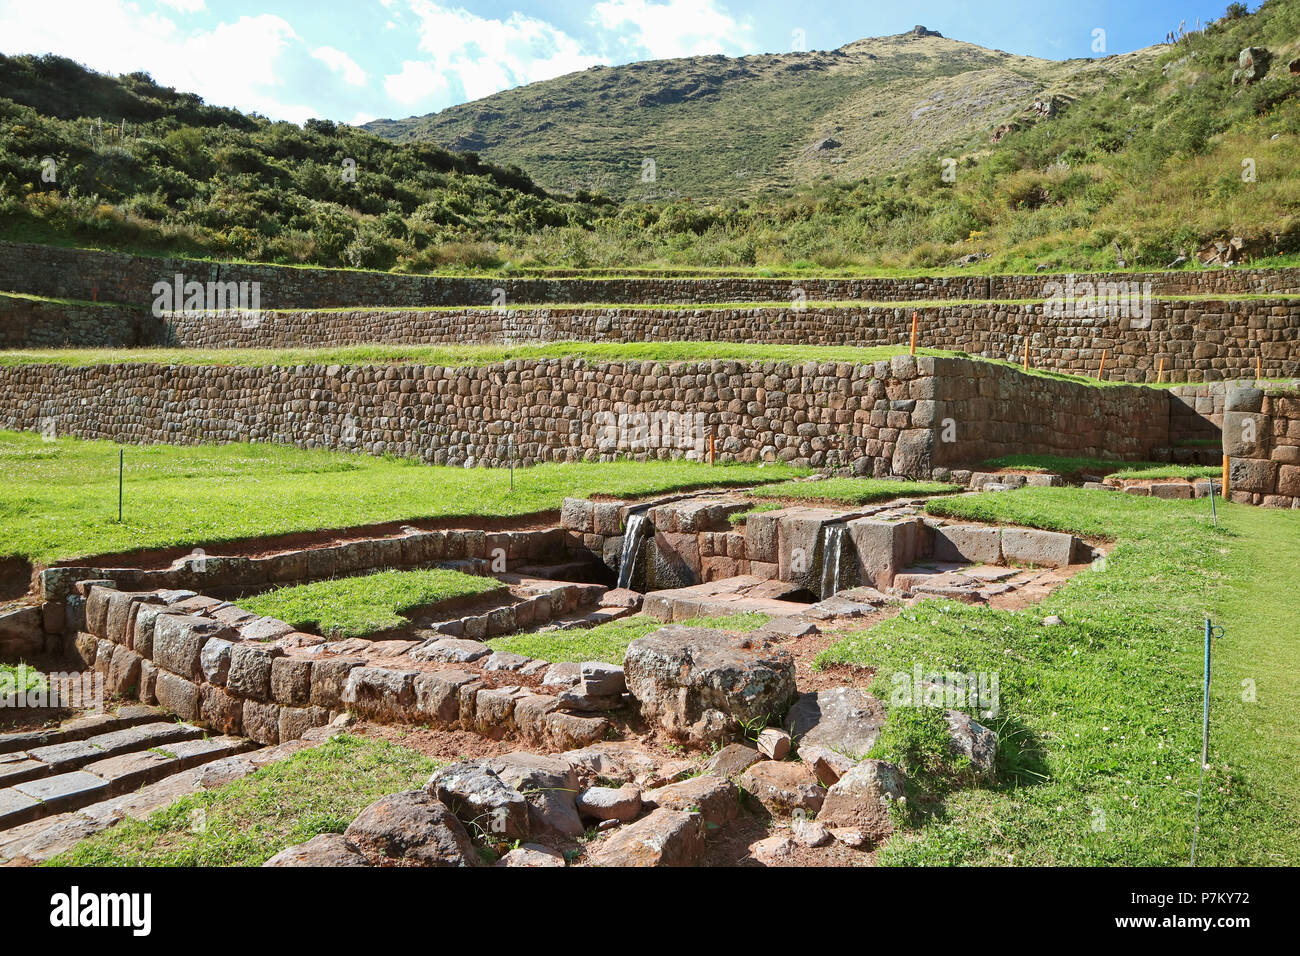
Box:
25;721;203;774
0;704;174;755
81;735;253;796
0;738;314;865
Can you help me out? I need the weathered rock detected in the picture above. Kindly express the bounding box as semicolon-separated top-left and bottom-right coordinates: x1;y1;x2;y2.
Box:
799;743;857;786
642;774;739;828
784;687;885;760
588;809;706;867
740;761;825;817
579;662;626;696
624;625;796;744
1000;528;1075;568
484;752;583;838
792;818;833;847
757;727;792;760
576;785;642;823
496;844;566;867
427;762;529;840
263;833;368;867
816;759;905;845
701;743;764;780
944;710;997;780
410;637;491;664
749;835;797;866
343;791;482;867
199;638;234;686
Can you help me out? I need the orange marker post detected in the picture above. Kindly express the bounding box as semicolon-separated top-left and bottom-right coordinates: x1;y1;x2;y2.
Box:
1097;349;1108;381
708;433;715;466
1257;352;1263;384
1023;339;1030;371
909;312;918;356
1222;454;1230;498
1157;357;1166;383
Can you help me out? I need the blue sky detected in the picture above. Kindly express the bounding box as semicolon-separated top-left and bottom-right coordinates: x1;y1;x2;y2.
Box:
0;0;1255;124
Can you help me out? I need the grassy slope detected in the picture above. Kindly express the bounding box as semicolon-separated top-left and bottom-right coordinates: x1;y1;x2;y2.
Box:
47;734;436;867
818;487;1298;865
366;34;1136;200
0;430;803;564
239;568;506;639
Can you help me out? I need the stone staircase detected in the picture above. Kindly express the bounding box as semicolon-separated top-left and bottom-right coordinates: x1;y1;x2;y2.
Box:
0;704;253;835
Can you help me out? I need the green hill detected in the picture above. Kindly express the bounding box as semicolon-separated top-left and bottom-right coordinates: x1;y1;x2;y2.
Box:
1;2;1298;276
365;30;1158;201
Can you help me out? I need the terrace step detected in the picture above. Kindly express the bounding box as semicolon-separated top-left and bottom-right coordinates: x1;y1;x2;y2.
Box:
0;704;175;755
0;709;256;833
0;738;314;865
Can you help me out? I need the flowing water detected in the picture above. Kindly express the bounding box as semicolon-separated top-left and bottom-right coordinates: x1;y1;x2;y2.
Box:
819;523;846;600
616;511;650;590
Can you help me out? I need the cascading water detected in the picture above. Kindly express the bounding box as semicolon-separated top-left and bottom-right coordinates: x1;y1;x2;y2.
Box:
819;523;846;600
616;511;650;590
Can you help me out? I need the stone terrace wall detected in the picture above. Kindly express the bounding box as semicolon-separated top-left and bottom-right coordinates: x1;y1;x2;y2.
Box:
0;295;149;349
152;298;1300;381
0;355;1171;476
2;240;1298;309
1224;385;1300;507
927;356;1170;470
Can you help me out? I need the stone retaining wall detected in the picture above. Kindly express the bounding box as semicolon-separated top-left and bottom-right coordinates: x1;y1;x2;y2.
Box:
67;583;610;751
0;355;1174;476
0;295;147;349
1224;385;1300;507
2;240;1298;309
4;296;1296;382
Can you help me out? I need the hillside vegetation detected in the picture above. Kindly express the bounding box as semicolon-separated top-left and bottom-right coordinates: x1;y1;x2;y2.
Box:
0;3;1297;275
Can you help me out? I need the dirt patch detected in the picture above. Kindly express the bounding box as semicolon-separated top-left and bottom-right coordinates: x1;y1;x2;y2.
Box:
0;556;34;603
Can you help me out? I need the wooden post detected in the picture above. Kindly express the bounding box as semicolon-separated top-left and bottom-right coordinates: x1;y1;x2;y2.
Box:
909;312;918;356
1222;454;1230;498
708;432;715;465
1022;339;1030;371
1257;352;1263;384
1097;349;1108;381
1157;357;1166;383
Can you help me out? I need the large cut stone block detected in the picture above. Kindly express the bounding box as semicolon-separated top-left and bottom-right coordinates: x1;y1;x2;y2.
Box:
845;516;928;588
1000;528;1076;568
932;524;1002;564
624;625;795;745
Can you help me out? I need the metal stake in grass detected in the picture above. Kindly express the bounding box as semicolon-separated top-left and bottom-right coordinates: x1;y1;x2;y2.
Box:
1190;618;1225;866
117;448;123;523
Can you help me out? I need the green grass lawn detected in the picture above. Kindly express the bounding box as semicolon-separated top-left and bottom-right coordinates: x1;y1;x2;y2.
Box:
487;610;771;664
239;568;505;639
981;454;1219;481
817;486;1299;865
745;477;960;505
0;430;804;564
46;734;436;867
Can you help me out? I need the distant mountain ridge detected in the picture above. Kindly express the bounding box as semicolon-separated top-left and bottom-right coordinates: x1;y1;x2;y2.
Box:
364;30;1159;199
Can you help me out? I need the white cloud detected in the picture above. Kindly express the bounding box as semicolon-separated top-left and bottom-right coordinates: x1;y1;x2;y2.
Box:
384;1;605;109
0;0;319;122
158;0;206;12
590;0;754;59
313;45;368;86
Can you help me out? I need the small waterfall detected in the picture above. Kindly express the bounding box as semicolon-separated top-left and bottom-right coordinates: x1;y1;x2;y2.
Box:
616;511;650;590
819;523;846;600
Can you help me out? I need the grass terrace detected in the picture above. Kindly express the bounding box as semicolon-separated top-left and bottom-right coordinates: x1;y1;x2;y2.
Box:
0;430;805;565
744;477;961;505
487;610;772;664
239;568;506;639
47;734;437;867
818;487;1300;865
980;454;1220;480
